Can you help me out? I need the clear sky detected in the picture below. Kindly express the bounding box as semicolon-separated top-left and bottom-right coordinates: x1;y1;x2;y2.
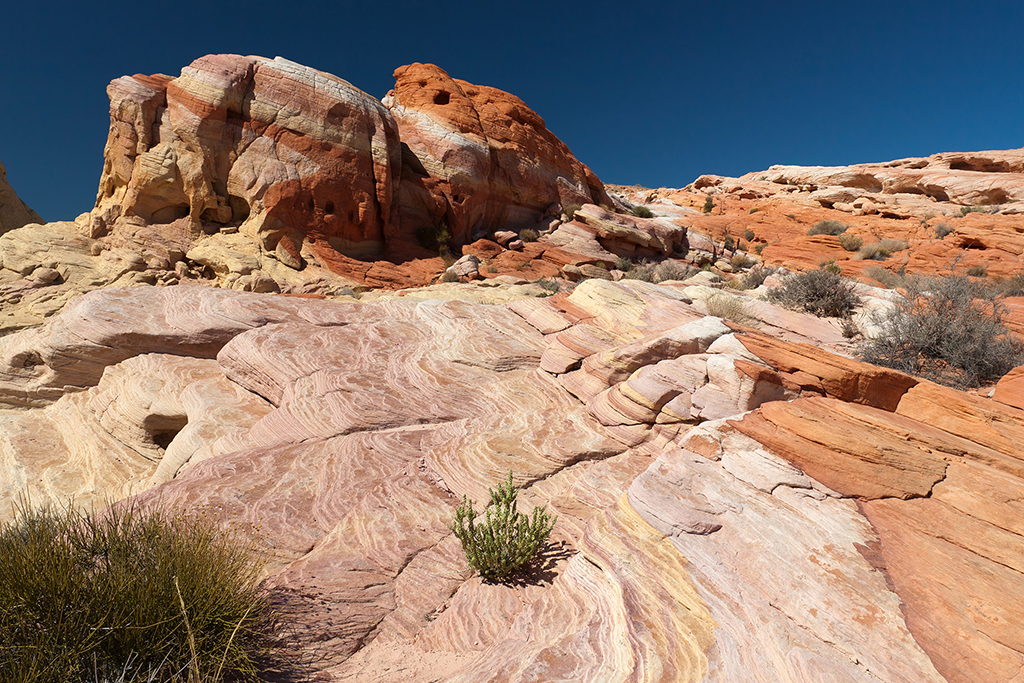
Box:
3;0;1022;222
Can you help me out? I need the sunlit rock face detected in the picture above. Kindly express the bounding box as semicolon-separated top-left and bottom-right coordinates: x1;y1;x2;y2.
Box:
384;62;612;247
2;277;1021;681
94;54;402;267
0;159;42;234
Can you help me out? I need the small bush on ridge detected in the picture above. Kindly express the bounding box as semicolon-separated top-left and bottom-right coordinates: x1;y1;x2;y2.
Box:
766;269;861;318
859;275;1022;388
807;220;847;236
935;222;954;239
631;205;654;218
519;228;539;243
838;233;864;252
702;195;715;214
449;472;556;582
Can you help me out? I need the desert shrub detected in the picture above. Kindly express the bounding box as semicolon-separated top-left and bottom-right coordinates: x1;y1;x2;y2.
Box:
996;273;1024;297
967;265;988;277
415;222;451;255
841;318;860;339
438;270;459;283
859;275;1023;388
631;205;654;218
653;260;696;282
766;268;861;318
838;232;864;252
702;195;715;214
807;220;847;236
537;277;560;294
722;235;735;252
744;228;756;240
519;228;539;243
960;205;991;216
864;266;906;289
449;472;555;582
742;265;777;290
0;500;280;682
614;256;634;272
563;203;582;220
753;243;766;255
705;293;752;324
934;222;954;239
858;239;908;261
730;252;755;269
622;262;656;282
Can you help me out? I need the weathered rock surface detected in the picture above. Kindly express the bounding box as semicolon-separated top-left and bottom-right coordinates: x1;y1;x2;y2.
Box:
3;278;1021;681
384;62;611;246
95;54;402;267
0;160;42;233
611;147;1024;282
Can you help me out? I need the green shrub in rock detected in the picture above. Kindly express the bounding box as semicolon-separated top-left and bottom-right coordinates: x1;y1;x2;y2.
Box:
449;472;556;582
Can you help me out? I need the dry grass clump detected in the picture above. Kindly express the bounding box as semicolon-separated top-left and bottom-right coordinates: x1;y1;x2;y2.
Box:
0;500;283;682
519;228;539;242
859;275;1023;388
622;259;696;284
838;233;864;251
630;205;654;218
765;268;861;318
857;239;908;261
807;220;847;236
705;292;753;325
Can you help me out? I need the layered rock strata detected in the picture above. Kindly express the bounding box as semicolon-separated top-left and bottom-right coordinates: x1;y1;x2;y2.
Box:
1;278;1021;680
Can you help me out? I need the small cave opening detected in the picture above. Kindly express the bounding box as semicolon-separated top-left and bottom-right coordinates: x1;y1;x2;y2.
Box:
325;201;335;214
433;91;451;105
144;415;189;451
307;198;316;213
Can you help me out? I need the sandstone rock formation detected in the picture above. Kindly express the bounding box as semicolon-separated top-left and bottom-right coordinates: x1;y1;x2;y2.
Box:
0;160;43;233
613;147;1024;282
2;276;1021;681
94;54;402;268
384;62;611;246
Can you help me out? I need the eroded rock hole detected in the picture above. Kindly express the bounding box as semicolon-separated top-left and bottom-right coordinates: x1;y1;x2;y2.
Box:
144;415;188;451
325;201;335;214
433;91;451;105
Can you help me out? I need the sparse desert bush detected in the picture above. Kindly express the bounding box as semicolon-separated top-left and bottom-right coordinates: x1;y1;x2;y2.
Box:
744;228;756;240
519;228;539;242
622;260;695;284
807;220;847;236
722;235;735;252
766;268;861;318
934;222;954;239
967;265;988;277
614;256;634;272
859;275;1023;388
730;252;755;269
537;277;560;294
838;232;864;252
996;273;1024;297
438;270;459;283
858;239;908;261
654;260;696;282
864;266;906;289
705;293;752;324
702;195;715;214
0;500;281;682
742;265;777;290
449;471;556;582
631;205;654;218
563;203;582;220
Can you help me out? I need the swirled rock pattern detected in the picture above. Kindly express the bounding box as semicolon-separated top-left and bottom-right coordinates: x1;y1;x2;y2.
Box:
1;279;1022;681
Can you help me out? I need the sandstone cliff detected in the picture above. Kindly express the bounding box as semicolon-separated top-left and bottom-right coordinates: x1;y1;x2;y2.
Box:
0;160;42;233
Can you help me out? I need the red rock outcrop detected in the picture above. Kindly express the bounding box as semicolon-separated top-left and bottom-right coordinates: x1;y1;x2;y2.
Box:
384;62;612;245
0;159;43;233
613;147;1024;283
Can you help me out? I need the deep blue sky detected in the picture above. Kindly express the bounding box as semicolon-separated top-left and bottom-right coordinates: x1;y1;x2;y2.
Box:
3;1;1022;222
